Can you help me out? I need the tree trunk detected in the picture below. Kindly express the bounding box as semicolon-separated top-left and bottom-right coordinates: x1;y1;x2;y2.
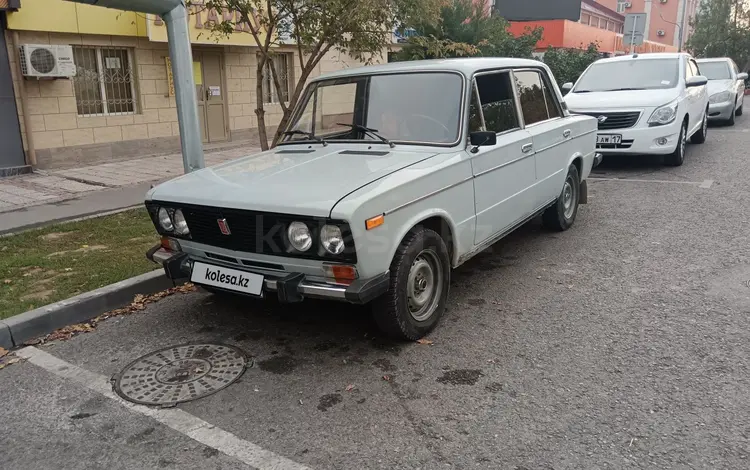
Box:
255;58;270;151
270;66;317;147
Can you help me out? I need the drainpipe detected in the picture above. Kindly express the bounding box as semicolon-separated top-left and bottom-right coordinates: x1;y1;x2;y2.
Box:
11;30;37;168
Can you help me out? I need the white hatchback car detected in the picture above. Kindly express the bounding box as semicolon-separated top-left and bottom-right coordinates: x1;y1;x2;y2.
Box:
696;57;747;126
562;52;709;166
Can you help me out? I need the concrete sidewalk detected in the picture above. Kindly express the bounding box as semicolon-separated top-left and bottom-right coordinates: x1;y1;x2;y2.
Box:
0;143;260;234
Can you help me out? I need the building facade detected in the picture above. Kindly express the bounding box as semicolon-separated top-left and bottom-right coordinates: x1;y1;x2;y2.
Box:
2;0;385;170
596;0;700;49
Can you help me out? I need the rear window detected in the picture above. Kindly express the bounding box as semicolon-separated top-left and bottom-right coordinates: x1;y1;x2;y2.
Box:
573;58;680;92
697;61;732;80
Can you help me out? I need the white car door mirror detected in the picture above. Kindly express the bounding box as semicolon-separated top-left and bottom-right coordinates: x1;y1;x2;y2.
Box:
686;75;708;88
561;82;573;94
738;72;748;81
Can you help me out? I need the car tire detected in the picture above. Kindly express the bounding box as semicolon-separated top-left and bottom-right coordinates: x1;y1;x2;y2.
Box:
542;164;580;232
371;228;450;341
665;120;687;166
691;110;709;142
736;103;743;116
727;107;736;126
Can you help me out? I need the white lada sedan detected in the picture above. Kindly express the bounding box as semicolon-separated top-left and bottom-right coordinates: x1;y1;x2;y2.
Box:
145;58;599;340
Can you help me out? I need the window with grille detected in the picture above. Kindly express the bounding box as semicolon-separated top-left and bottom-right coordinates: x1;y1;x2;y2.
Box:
261;53;292;105
72;47;137;116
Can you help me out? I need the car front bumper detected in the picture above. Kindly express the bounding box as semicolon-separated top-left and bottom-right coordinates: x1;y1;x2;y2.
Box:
595;119;683;156
146;245;389;305
708;101;734;120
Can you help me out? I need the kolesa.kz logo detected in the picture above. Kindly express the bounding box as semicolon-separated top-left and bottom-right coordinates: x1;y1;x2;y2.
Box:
203;267;250;288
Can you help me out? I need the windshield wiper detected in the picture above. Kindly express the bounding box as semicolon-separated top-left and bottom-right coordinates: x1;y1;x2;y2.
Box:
573;89;593;93
336;123;395;148
282;130;327;146
603;87;647;91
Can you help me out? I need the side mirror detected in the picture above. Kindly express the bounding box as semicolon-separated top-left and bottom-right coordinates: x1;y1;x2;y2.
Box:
561;82;573;94
469;131;496;150
738;72;748;81
686;75;708;87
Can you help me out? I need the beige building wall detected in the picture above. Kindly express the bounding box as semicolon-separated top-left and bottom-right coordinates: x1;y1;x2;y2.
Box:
6;29;387;169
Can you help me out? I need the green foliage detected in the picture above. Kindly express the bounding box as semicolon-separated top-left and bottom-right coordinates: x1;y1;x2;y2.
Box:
540;42;601;87
189;0;441;149
686;0;750;70
392;0;542;61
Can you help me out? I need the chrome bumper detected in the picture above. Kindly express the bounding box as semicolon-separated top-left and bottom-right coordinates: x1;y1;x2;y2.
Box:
146;246;389;305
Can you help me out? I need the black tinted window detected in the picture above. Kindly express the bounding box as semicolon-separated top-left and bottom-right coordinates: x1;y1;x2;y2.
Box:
514;70;550;125
474;72;519;133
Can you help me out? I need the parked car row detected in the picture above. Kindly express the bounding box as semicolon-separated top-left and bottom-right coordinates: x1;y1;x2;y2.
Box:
141;53;743;341
562;53;745;167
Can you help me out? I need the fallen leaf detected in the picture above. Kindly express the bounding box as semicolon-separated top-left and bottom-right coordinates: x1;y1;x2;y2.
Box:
3;279;11;285
416;338;434;345
0;347;7;358
82;244;89;248
345;384;356;391
382;375;391;382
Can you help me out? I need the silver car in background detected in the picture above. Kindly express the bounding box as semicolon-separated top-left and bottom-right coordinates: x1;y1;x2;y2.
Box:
696;57;748;125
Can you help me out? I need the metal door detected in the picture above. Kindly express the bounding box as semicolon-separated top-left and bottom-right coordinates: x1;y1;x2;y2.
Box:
0;21;25;169
194;51;227;143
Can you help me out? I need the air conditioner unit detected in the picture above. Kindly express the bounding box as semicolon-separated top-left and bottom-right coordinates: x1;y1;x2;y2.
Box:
657;29;666;36
624;2;632;8
659;0;668;3
18;44;76;78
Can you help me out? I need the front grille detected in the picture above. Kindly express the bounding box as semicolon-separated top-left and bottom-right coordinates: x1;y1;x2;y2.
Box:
578;111;641;130
597;139;634;149
146;201;357;263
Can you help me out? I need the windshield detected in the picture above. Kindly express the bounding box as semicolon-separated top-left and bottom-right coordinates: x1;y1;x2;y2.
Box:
697;61;731;80
282;72;463;145
573;58;680;92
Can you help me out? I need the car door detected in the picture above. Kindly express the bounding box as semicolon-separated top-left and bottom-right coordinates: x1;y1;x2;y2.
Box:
731;60;745;108
468;70;536;245
512;68;569;209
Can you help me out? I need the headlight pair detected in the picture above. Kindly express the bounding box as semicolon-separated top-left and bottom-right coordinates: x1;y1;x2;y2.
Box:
157;207;190;236
287;222;345;255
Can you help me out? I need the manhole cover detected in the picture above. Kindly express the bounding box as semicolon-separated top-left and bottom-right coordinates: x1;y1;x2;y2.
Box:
113;343;248;406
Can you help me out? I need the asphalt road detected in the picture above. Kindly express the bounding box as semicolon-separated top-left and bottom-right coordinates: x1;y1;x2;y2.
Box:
3;118;750;470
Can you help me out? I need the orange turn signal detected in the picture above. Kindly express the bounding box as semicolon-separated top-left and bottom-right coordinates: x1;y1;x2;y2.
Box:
323;264;358;285
366;214;384;230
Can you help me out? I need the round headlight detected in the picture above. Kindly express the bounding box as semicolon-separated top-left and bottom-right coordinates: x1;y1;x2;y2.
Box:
157;207;173;231
320;225;345;255
173;209;189;235
287;221;312;252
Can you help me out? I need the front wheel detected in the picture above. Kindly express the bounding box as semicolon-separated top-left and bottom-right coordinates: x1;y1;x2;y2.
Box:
691;110;709;142
542;164;580;231
736;103;743;116
371;228;450;340
665;121;687;166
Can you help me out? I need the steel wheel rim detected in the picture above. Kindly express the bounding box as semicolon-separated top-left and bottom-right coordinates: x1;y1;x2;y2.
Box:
702;113;707;135
407;249;442;322
562;177;576;219
680;125;687;157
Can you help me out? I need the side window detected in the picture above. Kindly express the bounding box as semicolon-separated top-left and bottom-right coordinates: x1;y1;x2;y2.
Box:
685;58;694;79
541;73;562;119
474;72;520;134
514;70;553;125
690;60;700;77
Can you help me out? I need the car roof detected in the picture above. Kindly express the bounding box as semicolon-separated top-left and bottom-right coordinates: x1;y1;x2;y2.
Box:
311;57;549;82
696;57;731;63
593;52;692;65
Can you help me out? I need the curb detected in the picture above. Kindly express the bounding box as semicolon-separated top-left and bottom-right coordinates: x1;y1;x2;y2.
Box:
0;269;179;349
0;204;143;237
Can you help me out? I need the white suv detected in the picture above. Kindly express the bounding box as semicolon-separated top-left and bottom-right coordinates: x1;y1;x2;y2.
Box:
562;52;709;166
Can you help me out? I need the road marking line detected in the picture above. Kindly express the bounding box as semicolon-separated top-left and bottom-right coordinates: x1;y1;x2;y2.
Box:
699;179;714;188
588;177;707;185
16;346;312;470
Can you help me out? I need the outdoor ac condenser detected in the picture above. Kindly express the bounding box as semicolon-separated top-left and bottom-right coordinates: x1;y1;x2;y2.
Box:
18;44;77;78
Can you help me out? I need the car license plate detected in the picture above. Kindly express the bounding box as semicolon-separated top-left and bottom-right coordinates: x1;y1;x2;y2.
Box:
191;261;264;296
596;134;622;144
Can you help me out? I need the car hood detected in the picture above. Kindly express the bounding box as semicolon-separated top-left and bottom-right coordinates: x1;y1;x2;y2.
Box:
147;145;437;217
565;89;681;110
707;79;734;96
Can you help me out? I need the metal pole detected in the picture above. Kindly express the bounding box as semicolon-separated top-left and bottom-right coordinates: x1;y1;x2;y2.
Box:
163;4;205;172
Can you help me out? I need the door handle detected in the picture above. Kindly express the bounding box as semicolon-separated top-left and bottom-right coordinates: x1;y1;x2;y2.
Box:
563;129;571;138
521;143;533;153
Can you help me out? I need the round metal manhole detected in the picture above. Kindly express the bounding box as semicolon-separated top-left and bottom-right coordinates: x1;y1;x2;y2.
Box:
113;343;248;406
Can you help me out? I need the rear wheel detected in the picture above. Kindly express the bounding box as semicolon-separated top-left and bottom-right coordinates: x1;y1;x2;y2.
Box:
542;164;580;231
665;120;687;166
727;106;736;126
371;228;450;340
